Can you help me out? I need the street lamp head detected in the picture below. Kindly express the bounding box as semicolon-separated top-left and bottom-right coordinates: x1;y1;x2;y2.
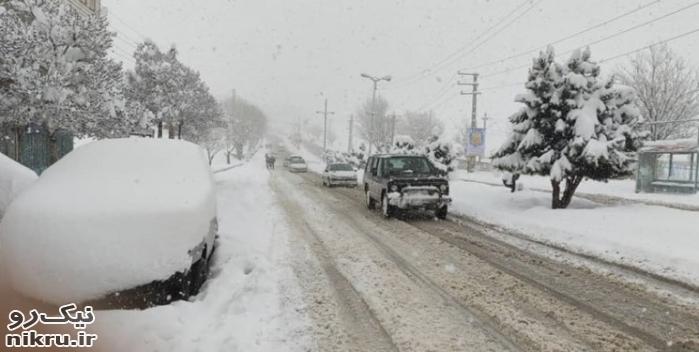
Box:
361;73;371;79
382;75;392;82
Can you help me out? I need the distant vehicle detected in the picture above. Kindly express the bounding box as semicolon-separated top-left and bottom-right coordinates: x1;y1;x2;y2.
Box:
322;163;358;187
0;139;217;306
364;154;451;219
286;155;308;173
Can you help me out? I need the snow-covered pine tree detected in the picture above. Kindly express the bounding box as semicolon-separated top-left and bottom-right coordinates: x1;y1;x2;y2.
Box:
492;46;644;209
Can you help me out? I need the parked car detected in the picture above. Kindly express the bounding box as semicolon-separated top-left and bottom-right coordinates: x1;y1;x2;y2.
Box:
0;138;217;306
322;163;358;187
364;154;451;219
287;155;308;173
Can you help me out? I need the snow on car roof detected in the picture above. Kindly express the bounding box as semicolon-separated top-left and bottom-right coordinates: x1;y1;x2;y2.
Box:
0;138;217;304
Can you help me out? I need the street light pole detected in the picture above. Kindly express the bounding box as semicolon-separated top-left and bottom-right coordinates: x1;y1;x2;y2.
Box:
361;73;391;155
315;98;335;152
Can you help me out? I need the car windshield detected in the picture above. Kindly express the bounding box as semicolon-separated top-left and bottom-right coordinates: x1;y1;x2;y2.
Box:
383;157;435;175
329;164;353;171
289;157;304;163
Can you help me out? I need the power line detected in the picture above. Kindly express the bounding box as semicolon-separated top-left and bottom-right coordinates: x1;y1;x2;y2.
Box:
481;1;699;79
108;10;149;41
599;26;699;63
390;0;539;88
474;25;699;92
464;0;661;71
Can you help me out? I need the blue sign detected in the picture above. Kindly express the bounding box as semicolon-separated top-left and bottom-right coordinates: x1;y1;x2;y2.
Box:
465;128;486;157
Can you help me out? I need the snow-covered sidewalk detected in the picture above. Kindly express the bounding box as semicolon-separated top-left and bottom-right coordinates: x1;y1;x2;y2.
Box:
453;170;699;210
96;153;311;352
449;180;699;288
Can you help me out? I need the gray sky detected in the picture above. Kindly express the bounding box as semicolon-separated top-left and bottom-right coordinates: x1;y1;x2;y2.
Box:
103;0;699;153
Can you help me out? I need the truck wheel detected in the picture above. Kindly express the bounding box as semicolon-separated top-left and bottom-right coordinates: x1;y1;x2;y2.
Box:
366;189;376;210
382;193;394;218
435;205;448;220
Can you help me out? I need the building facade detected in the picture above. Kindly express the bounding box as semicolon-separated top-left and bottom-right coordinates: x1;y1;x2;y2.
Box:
65;0;102;16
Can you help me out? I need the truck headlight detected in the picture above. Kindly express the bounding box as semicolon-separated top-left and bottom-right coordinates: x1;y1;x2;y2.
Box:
390;185;399;192
440;185;448;192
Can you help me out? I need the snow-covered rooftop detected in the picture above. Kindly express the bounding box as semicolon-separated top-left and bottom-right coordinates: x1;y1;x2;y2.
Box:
640;138;698;153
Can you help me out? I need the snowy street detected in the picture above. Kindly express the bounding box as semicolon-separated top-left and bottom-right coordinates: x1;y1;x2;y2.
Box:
84;150;699;351
4;1;699;350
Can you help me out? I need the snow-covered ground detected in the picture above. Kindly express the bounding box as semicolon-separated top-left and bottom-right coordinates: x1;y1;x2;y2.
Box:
96;152;312;352
449;180;699;287
453;170;699;208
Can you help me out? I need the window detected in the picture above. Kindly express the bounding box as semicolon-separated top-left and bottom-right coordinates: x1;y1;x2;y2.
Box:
329;164;353;171
654;153;695;182
383;157;434;176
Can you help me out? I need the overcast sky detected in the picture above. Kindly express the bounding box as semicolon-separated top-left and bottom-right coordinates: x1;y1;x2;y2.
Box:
103;0;699;153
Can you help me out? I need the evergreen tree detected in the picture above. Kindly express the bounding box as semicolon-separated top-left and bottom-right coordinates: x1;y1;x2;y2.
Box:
492;47;645;209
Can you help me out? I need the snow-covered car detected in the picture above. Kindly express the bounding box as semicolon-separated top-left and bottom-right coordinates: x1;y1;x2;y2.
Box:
286;156;308;173
0;138;217;306
364;154;451;219
322;163;357;187
0;153;38;219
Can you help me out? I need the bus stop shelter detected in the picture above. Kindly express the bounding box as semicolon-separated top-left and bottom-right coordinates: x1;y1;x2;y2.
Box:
636;138;699;194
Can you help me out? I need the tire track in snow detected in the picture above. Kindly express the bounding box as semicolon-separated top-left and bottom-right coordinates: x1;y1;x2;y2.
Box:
315;174;699;351
272;173;398;352
275;170;521;351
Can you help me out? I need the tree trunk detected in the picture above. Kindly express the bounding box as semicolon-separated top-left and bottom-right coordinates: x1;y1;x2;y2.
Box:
168;123;176;139
178;121;183;140
157;121;163;138
551;180;562;209
226;151;231;165
235;143;244;160
560;176;583;209
551;176;583;209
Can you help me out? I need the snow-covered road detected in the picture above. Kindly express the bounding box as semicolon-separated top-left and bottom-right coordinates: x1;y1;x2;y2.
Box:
94;151;699;352
273;162;699;351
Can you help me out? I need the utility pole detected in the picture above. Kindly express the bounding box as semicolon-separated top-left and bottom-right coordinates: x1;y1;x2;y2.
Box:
348;115;354;153
391;113;397;145
458;72;481;171
482;113;490;130
361;73;392;155
315;98;335;152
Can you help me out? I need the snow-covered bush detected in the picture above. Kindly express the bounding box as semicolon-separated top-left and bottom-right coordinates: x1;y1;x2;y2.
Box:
492;46;645;209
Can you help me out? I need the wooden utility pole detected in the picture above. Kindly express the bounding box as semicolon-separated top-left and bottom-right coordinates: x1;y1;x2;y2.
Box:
348;115;354;153
315;98;335;151
482;113;490;129
390;112;398;145
458;72;481;171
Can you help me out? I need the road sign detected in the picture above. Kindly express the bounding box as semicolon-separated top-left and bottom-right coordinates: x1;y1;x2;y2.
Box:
465;128;486;157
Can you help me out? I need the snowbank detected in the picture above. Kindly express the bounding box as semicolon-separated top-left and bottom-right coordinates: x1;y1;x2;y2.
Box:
95;151;311;352
0;153;38;218
454;170;699;208
0;138;216;304
449;181;699;286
